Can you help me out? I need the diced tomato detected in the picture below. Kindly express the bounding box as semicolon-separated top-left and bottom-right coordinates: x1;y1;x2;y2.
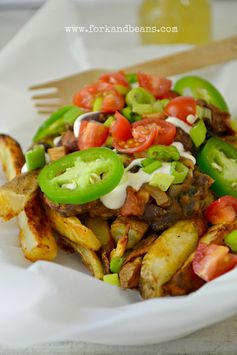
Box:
205;196;237;225
78;120;109;150
133;117;176;145
164;96;196;124
113;125;156;154
100;71;129;88
164;90;179;99
138;72;172;99
192;242;237;282
73;82;125;113
110;112;132;141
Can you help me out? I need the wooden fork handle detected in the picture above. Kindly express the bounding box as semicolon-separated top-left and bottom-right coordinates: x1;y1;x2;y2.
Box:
122;35;237;77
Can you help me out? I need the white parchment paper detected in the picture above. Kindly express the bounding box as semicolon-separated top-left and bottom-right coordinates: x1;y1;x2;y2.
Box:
1;0;237;348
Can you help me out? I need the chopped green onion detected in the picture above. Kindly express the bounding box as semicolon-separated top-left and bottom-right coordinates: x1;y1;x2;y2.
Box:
126;87;155;107
152;99;170;113
196;105;212;121
148;145;180;161
171;161;189;184
190;119;207;147
25;145;46;171
125;73;137;84
141;157;155;168
93;96;103;112
104;136;113;147
224;230;237;252
132;103;153;115
104;116;115;127
121;107;141;122
142;160;162;174
110;256;124;273
149;173;174;191
115;85;130;95
103;273;120;286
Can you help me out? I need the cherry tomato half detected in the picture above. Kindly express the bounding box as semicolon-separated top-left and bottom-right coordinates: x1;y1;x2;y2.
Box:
133;117;176;146
74;82;125;113
164;96;196;124
205;196;237;225
113;125;156;154
100;71;129;88
138;72;172;99
110;111;132;141
78;120;109;150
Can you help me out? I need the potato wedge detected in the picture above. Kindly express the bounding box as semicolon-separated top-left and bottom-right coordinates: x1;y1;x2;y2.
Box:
0;170;39;221
83;216;114;253
119;257;142;290
111;216;149;249
0;134;25;180
47;208;101;251
139;219;203;298
164;221;237;296
0;134;57;262
18;195;57;262
61;237;104;279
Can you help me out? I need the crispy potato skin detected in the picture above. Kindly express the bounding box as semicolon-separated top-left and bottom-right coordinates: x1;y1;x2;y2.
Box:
0;134;25;180
120;257;142;289
47;208;101;251
139;219;204;299
18;194;57;261
0;170;39;221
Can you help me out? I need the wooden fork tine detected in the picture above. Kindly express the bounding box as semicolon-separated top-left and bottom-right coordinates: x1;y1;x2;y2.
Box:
32;92;59;100
34;102;62;108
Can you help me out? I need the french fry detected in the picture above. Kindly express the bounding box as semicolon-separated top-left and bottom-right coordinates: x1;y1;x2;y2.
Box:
61;237;104;279
83;216;114;253
139;219;203;298
0;134;25;181
0;170;39;221
0;134;57;261
47;208;101;251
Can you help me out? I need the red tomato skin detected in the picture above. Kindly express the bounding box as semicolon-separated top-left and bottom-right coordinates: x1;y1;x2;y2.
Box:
78;121;109;150
110;112;132;141
138;72;172;99
113;127;156;154
133;118;176;146
164;96;196;123
73;82;125;113
100;71;129;88
193;243;237;282
205;196;237;225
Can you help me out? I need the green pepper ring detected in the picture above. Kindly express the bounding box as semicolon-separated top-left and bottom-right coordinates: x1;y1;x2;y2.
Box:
38;147;124;205
174;76;229;112
198;138;237;198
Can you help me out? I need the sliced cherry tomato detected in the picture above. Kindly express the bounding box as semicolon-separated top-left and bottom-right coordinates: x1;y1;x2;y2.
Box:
138;72;172;99
113;125;156;154
78;120;109;150
133;117;176;145
100;71;129;88
74;82;125;113
110;112;132;141
205;196;237;225
192;243;237;282
164;96;196;124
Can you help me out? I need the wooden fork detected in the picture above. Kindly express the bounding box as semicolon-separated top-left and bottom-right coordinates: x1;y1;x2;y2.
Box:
30;35;237;114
